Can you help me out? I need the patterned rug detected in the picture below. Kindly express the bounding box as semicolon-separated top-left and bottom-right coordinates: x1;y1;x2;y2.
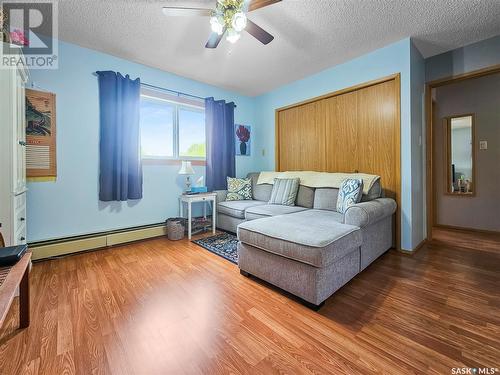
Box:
192;233;238;264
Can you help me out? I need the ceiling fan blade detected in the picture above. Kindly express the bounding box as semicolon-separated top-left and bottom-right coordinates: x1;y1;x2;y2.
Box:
162;7;212;17
247;0;281;12
245;20;274;45
205;29;226;49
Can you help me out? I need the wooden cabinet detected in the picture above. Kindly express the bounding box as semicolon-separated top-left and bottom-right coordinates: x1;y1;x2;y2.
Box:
0;43;29;246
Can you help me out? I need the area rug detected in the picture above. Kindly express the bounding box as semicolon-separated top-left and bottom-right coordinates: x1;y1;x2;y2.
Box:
192;232;238;264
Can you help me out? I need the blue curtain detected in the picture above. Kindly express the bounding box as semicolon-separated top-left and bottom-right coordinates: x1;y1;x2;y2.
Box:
96;71;143;201
205;97;236;191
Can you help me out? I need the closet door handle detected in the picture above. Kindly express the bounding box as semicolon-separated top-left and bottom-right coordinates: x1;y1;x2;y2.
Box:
18;140;26;146
20;236;25;241
20;217;25;221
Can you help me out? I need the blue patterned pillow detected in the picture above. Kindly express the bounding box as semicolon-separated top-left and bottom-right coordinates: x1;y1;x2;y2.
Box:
336;179;363;214
226;177;253;201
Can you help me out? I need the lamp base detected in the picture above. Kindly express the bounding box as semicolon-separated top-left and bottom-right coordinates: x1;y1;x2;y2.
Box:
185;176;192;192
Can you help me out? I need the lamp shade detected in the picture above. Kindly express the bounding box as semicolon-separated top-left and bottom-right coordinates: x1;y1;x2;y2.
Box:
178;160;195;175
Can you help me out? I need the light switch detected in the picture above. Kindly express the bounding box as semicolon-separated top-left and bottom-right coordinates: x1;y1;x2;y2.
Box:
262;148;266;156
479;140;488;150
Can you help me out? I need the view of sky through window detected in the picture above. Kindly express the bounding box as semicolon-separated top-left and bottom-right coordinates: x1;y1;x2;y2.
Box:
179;108;205;158
140;97;174;158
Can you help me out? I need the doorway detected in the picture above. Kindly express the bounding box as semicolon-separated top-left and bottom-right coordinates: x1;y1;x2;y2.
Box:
426;66;500;240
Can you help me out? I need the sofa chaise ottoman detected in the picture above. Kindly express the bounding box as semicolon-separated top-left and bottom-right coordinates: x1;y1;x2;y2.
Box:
237;210;362;308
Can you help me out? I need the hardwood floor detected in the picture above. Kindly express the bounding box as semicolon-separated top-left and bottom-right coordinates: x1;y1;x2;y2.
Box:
0;229;499;374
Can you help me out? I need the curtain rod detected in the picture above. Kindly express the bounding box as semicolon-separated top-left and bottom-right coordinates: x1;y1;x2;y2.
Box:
140;82;205;101
92;72;237;107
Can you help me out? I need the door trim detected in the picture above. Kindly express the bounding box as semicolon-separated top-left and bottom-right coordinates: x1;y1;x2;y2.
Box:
425;64;500;241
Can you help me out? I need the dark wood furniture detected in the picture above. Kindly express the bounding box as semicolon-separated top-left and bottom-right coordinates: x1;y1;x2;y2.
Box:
0;251;31;330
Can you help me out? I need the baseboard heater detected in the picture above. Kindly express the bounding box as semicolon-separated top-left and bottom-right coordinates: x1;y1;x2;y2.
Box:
29;223;167;261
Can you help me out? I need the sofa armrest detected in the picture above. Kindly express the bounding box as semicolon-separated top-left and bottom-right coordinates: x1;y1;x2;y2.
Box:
344;198;396;228
215;190;228;203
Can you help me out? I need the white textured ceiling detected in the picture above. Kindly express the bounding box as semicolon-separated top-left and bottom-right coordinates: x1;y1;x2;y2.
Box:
58;0;500;96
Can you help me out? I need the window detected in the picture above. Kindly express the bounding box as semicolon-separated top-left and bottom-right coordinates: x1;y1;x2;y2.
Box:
140;96;174;158
140;88;205;160
179;108;206;158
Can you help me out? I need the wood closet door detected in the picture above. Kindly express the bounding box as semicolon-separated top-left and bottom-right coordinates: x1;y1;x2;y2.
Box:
324;90;358;173
276;101;325;171
356;80;399;200
275;75;400;247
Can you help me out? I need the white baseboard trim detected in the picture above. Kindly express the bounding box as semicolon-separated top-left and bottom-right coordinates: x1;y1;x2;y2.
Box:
30;224;167;261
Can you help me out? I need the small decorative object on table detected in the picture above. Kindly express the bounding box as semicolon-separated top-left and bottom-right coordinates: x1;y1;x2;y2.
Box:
178;160;195;192
0;244;28;266
191;176;208;193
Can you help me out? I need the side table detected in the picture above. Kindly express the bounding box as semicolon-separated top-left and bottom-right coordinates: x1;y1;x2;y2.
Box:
179;192;217;240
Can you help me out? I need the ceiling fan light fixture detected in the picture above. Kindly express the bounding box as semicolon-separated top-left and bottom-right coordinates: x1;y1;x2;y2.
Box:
226;28;241;44
232;11;247;32
210;15;224;35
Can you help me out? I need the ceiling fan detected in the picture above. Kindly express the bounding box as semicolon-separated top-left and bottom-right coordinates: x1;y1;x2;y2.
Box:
162;0;282;48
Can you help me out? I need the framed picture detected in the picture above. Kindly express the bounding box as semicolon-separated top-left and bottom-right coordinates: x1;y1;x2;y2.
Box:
235;124;251;156
25;89;57;179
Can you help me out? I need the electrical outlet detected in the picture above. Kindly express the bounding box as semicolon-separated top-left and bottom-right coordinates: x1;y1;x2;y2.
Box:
479;140;488;150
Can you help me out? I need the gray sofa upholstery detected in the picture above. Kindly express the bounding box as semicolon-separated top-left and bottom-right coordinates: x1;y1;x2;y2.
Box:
215;172;396;308
245;204;308;221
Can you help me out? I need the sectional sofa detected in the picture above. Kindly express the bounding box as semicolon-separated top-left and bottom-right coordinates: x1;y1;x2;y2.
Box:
215;172;397;309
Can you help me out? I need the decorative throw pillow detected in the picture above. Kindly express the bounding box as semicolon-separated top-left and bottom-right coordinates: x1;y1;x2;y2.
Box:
226;177;253;201
268;178;300;206
336;178;364;214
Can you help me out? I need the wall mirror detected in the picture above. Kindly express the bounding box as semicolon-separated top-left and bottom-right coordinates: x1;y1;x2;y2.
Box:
445;114;475;195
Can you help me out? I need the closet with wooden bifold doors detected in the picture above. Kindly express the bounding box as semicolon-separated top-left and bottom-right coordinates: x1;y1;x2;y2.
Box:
275;74;401;246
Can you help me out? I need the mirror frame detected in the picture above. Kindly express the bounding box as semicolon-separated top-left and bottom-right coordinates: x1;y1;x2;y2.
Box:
444;113;476;196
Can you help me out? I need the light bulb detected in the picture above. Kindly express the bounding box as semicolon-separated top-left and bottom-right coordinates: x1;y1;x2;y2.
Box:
210;16;224;35
226;28;241;44
232;12;247;32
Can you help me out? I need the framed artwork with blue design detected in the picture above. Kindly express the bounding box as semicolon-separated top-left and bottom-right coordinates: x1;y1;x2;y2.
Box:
235;124;251;156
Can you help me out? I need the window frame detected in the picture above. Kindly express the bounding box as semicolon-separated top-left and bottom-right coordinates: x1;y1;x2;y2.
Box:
140;88;206;164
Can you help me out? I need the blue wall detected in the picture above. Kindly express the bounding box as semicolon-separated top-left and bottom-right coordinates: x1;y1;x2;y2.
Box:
254;38;422;250
31;35;498;248
410;41;426;246
426;35;500;82
27;41;260;242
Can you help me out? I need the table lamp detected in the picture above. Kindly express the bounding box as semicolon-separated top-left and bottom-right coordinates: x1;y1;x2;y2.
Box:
178;160;195;192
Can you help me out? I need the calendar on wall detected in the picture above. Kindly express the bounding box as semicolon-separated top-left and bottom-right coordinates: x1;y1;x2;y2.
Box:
25;88;57;179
